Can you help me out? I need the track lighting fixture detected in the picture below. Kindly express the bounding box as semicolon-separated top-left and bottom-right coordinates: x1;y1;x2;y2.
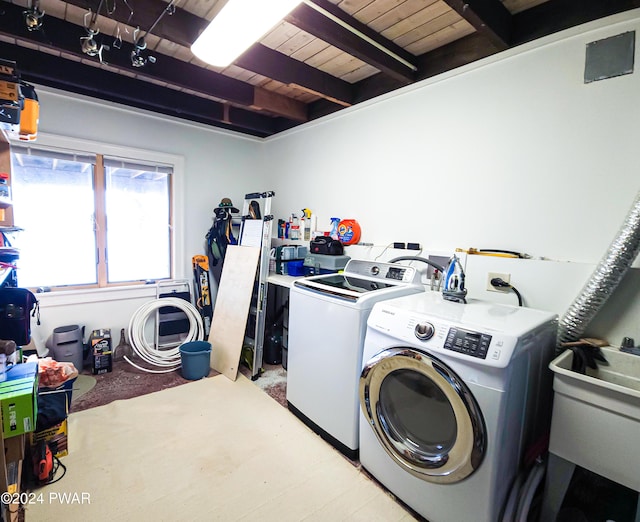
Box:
80;9;110;63
128;0;176;68
23;1;45;32
131;37;156;68
80;27;109;63
80;27;99;56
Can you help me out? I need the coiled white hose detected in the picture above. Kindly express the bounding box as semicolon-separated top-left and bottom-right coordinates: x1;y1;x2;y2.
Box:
125;297;205;374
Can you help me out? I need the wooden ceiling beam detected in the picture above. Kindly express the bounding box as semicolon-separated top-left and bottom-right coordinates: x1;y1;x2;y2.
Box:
512;0;640;45
0;3;306;122
64;0;206;44
236;44;354;107
441;0;512;49
414;33;501;81
286;1;416;84
298;0;416;67
61;0;354;107
0;42;283;137
252;88;308;122
352;73;408;105
410;0;640;85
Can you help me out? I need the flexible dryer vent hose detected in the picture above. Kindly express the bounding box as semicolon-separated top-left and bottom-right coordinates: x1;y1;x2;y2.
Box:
558;191;640;349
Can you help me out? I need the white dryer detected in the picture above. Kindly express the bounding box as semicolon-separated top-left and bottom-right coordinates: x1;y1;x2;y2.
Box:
359;292;557;522
286;259;425;460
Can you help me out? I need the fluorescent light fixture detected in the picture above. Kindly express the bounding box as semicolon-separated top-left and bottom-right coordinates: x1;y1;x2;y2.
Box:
191;0;302;67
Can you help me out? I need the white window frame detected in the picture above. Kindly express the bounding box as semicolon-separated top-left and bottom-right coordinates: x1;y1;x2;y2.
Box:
14;132;186;307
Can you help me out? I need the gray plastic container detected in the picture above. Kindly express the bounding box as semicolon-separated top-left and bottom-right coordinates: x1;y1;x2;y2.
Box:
51;324;84;372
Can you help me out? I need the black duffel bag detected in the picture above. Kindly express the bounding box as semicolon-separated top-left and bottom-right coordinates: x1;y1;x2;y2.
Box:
310;236;344;255
0;287;40;345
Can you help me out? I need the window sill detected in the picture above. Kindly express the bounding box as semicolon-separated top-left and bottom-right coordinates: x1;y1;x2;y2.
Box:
35;284;158;308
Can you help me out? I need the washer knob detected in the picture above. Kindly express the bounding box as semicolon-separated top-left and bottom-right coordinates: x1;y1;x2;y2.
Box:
415;322;435;341
370;265;380;276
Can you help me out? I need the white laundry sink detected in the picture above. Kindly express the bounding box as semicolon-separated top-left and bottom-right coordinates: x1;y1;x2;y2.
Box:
548;346;640;491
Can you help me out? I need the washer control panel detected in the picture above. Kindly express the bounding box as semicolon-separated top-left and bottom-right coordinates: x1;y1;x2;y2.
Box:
444;327;492;359
385;266;408;281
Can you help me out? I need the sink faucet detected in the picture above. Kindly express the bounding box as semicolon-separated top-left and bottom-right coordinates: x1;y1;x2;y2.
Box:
620;337;640;356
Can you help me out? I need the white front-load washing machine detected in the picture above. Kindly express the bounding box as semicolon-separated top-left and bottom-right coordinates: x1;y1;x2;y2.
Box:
359;292;557;522
286;259;425;460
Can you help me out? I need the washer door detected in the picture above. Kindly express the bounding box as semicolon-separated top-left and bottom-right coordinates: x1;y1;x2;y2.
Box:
360;347;486;484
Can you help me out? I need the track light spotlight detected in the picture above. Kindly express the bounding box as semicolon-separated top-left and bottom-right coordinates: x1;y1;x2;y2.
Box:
23;2;45;31
131;37;156;68
81;28;100;56
134;36;147;52
80;27;109;63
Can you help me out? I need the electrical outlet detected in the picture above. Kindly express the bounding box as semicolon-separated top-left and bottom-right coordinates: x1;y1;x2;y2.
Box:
487;272;511;292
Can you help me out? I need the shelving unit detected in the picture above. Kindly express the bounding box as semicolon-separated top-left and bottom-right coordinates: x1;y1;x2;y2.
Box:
0;130;24;521
0;133;19;289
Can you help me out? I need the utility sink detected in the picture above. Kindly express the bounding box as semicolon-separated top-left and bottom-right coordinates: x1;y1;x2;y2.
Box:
558;346;640;393
548;346;640;492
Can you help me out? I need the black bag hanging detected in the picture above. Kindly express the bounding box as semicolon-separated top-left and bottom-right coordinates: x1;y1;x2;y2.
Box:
0;287;40;345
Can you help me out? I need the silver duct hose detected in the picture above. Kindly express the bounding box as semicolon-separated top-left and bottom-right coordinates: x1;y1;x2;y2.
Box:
558;191;640;348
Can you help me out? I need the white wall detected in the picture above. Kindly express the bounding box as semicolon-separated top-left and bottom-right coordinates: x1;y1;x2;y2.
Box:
263;9;640;347
266;10;640;264
35;88;266;264
19;8;640;352
26;89;265;351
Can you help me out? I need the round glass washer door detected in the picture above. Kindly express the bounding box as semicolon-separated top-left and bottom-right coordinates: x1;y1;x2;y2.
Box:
360;347;486;484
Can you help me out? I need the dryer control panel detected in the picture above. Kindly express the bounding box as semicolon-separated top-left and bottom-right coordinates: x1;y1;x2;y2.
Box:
444;327;492;359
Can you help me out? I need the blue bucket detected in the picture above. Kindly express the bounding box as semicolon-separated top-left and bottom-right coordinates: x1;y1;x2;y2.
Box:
179;341;212;380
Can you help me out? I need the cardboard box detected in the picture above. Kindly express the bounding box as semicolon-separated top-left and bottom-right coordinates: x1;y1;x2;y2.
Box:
4;433;25;462
0;59;18;82
0;382;37;438
0;80;18;103
90;329;112;374
29;419;68;458
0;362;38;439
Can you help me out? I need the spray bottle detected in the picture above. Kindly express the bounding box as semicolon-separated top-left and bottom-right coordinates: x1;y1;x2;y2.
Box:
330;217;340;240
290;213;300;240
302;208;315;241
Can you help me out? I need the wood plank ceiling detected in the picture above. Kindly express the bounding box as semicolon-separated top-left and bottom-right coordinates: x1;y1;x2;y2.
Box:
0;0;639;137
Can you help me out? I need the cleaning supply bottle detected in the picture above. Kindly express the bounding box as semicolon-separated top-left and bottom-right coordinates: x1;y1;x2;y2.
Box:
301;208;312;241
330;217;340;240
337;219;361;245
290;213;300;240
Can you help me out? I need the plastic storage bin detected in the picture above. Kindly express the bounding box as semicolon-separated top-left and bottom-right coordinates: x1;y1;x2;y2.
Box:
287;260;305;276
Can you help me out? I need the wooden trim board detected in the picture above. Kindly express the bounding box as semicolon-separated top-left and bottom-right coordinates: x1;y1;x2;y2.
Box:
209;245;260;381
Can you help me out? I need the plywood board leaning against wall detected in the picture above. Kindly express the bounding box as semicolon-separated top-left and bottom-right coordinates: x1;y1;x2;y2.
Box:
209;245;260;381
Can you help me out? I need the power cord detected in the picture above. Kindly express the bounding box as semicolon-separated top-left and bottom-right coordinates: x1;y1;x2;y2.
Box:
47;455;67;485
491;278;523;307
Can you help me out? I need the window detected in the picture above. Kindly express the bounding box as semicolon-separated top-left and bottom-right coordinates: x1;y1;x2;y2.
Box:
10;145;173;289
